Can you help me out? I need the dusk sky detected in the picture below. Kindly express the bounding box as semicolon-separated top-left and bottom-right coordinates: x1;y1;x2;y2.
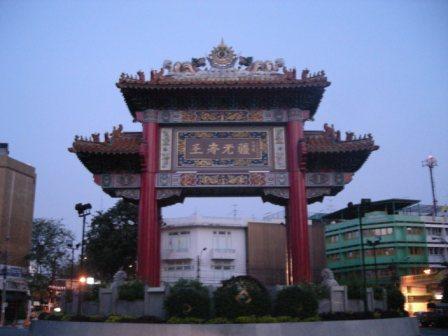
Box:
1;1;447;240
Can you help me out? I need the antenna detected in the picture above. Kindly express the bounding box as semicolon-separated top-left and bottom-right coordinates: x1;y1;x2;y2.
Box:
422;155;438;217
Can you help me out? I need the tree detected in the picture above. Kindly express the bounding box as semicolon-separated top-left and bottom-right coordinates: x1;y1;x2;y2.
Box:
28;218;74;302
29;218;74;278
84;200;138;281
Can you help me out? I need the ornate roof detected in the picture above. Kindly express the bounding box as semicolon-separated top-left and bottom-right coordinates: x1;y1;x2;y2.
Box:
116;40;330;88
69;124;378;174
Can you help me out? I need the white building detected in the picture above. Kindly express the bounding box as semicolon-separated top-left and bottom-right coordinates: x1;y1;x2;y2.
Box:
160;214;249;286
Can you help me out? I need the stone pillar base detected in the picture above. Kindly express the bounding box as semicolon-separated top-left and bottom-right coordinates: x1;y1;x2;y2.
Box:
144;286;165;318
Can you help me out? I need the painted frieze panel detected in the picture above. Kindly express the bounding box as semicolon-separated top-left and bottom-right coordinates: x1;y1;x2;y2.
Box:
273;127;286;170
305;172;353;187
159;128;173;171
174;128;273;170
100;174;140;189
156;172;289;188
158;109;288;124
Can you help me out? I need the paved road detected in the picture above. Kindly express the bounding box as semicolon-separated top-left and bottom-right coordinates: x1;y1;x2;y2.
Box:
420;328;448;336
1;326;447;336
0;328;28;336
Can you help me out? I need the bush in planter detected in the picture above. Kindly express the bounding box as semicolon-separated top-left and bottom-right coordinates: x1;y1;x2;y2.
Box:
207;317;232;324
373;286;384;300
298;283;329;300
105;315;138;323
339;277;363;300
164;279;210;319
84;285;100;302
64;290;73;303
386;286;405;311
273;285;318;319
38;312;50;320
118;280;144;301
213;276;271;319
167;316;205;324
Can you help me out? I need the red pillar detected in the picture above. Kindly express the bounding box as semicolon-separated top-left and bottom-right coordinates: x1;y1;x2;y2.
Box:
287;109;311;283
137;112;160;286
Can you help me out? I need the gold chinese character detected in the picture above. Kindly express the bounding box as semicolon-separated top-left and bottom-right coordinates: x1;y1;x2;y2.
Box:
222;144;235;155
189;143;203;155
207;142;220;155
237;143;250;155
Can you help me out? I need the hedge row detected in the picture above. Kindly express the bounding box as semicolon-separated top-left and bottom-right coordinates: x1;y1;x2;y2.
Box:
164;276;322;320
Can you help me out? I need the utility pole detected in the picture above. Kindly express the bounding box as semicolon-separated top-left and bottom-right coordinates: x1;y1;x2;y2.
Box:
196;248;207;281
367;238;381;285
422;155;438;217
67;243;80;290
348;198;371;313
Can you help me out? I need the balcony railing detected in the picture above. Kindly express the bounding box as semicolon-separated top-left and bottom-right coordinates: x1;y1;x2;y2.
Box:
211;248;236;260
161;248;192;260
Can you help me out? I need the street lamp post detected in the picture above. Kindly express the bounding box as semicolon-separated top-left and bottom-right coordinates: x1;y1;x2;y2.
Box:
348;198;371;313
67;243;80;290
196;247;207;281
74;203;91;316
367;238;381;285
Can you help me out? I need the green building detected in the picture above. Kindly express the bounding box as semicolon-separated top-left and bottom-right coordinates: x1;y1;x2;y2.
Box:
323;199;448;285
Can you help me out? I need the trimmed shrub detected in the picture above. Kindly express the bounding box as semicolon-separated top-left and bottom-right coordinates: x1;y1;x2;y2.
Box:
118;280;144;301
207;317;232;324
105;315;130;323
299;283;329;300
37;312;50;320
386;286;405;312
274;285;318;319
133;315;165;323
167;316;205;324
64;290;73;303
320;311;375;321
339;277;363;300
84;285;100;302
164;279;211;319
373;286;384;300
213;276;271;319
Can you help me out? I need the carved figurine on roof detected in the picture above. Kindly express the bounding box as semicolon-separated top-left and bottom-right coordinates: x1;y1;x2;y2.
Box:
161;39;289;76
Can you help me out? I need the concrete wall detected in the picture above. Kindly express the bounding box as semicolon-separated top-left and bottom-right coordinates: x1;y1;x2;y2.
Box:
31;317;419;336
0;155;36;268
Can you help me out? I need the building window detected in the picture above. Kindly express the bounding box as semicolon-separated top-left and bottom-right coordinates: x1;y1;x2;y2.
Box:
343;230;359;240
327;253;340;261
429;247;443;255
345;251;359;259
213;231;232;250
212;260;235;280
365;247;395;257
363;227;393;237
409;247;424;255
427;228;442;236
164;260;192;271
168;231;190;251
326;234;340;243
406;227;423;235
